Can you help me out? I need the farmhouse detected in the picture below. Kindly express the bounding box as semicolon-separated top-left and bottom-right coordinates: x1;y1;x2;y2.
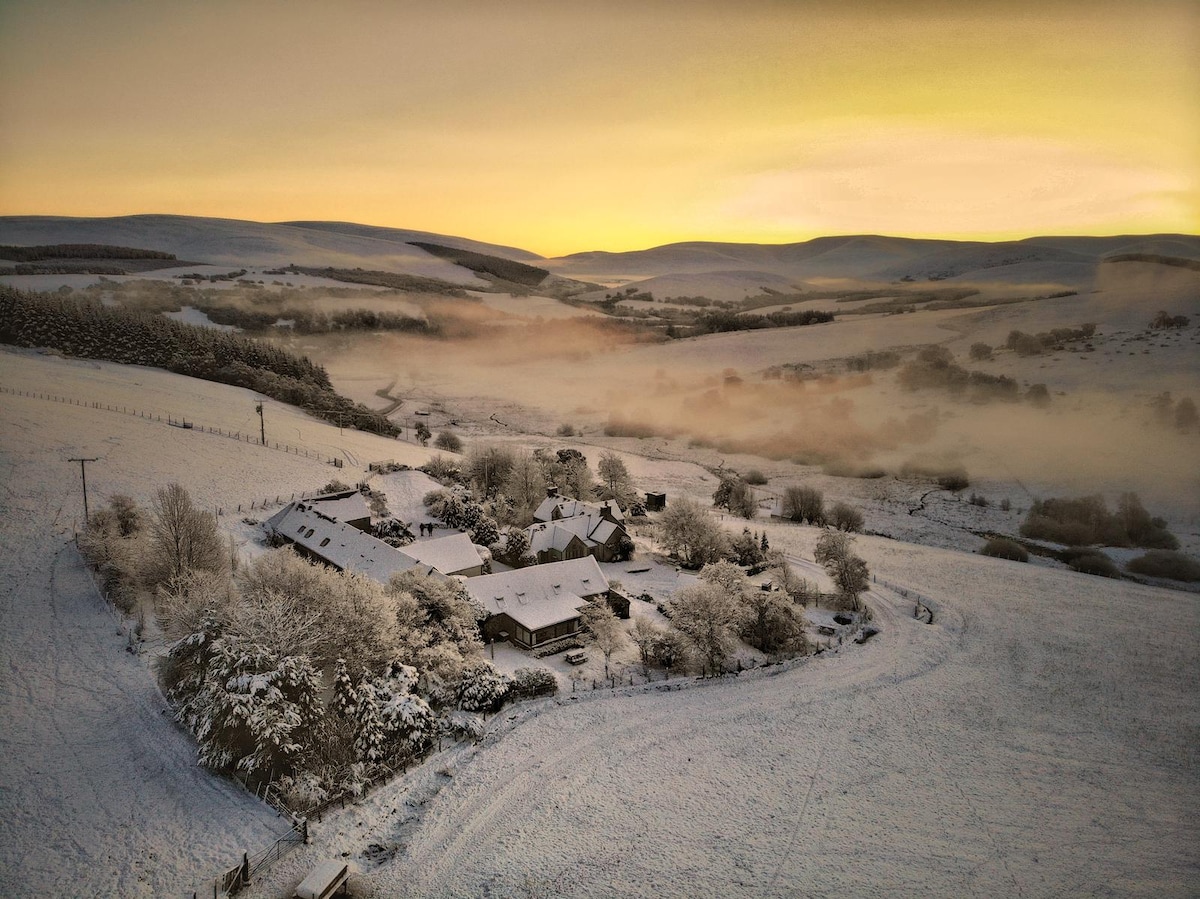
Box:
526;495;629;564
463;556;610;649
266;498;484;580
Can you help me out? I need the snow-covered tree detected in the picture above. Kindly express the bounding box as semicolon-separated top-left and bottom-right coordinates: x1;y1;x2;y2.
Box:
814;529;870;609
666;583;740;675
354;676;386;765
333;658;357;719
581;599;628;678
180;638;322;776
659;498;729;569
455;661;512;713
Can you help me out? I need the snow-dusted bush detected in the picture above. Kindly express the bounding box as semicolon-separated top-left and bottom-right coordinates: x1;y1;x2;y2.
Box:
981;538;1028;562
1126;550;1200;582
275;771;328;811
442;710;485;742
510;667;558;700
829;502;865;533
455;661;512;713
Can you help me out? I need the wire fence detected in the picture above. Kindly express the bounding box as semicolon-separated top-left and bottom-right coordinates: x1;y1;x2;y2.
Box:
872;573;933;623
1;385;339;465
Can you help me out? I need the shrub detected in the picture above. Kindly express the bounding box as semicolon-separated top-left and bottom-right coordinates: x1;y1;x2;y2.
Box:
510;667;559;699
981;538;1028;562
969;342;993;361
743;469;768;485
938;468;970;491
433;431;463;453
1027;383;1051;407
829;502;864;532
556;423;576;437
1062;547;1119;578
968;492;989;507
1126;550;1200;582
782;486;825;524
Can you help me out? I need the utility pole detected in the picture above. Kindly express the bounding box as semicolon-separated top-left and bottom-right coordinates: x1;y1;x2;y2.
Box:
68;457;98;523
255;402;265;446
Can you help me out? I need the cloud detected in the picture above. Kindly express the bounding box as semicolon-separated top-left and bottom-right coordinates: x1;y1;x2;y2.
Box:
718;129;1195;237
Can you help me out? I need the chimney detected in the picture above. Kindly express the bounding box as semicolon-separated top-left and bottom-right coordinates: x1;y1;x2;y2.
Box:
546;486;559;498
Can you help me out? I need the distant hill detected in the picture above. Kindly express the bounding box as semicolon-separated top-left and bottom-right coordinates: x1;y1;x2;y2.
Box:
545;233;1200;292
1;216;1195;296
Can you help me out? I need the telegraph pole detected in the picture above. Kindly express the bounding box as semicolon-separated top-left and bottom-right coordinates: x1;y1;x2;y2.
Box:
68;457;98;523
255;402;265;446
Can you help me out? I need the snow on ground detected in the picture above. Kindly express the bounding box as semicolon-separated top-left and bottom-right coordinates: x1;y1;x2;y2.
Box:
238;540;1197;899
0;349;448;896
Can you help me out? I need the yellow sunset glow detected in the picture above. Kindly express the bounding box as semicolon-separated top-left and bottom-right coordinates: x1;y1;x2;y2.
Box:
0;1;1196;255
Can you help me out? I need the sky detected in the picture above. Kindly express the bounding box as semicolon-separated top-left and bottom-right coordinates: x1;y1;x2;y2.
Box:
0;0;1196;256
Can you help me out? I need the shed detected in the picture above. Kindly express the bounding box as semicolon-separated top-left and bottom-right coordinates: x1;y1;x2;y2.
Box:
645;492;667;512
294;860;350;899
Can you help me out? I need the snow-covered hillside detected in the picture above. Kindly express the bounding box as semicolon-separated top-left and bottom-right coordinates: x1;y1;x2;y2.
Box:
1;347;1197;898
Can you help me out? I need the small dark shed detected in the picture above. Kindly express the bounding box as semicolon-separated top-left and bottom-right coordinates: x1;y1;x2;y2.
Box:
645;492;667;512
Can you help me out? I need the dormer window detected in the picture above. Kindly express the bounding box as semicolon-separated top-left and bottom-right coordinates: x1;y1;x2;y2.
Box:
320;538;331;547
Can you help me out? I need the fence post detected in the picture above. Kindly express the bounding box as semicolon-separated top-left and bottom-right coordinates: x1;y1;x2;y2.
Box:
241;852;250;885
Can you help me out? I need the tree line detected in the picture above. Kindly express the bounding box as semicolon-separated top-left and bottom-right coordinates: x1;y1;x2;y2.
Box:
0;286;399;437
0;243;177;262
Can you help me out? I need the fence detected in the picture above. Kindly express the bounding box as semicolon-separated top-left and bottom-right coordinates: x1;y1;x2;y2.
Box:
207;820;308;899
872;574;933;623
1;386;338;465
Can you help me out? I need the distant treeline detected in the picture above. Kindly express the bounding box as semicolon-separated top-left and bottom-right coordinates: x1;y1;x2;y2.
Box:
286;265;471;297
199;304;437;337
690;308;834;335
409;242;550;288
0;287;399;437
1103;253;1200;272
0;244;177;262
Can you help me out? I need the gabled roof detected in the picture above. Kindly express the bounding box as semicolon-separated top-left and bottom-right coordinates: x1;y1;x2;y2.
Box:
403;532;483;576
462;556;609;630
307;490;371;523
525;521;589;556
525;509;624;554
268;502;439;584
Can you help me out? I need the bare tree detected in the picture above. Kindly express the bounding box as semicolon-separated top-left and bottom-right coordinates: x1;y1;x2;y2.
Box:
147;483;224;586
597;451;636;508
814;529;870;610
782;486;825;525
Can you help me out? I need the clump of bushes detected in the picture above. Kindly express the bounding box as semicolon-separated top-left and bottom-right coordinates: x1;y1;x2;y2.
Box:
980;538;1028;562
1020;492;1177;549
433;430;463;453
743;469;768;485
822;460;888;479
1126;550;1200;582
1061;547;1120;578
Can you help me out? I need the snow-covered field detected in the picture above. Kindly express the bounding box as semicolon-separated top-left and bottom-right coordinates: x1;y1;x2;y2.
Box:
238;538;1198;899
2;345;1198;898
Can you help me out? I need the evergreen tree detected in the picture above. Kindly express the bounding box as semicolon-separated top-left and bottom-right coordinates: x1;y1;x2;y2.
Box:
333;658;357;719
354;676;386;765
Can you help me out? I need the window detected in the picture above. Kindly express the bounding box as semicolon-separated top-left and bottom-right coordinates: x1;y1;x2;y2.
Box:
320;537;330;547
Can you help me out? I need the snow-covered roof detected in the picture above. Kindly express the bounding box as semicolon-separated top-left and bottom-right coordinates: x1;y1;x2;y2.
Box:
525;509;624;554
268;502;442;583
463;557;609;630
533;496;624;524
306;490;371;523
402;532;483;576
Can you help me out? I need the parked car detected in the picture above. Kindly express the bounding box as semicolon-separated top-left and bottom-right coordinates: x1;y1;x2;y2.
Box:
564;649;588;665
